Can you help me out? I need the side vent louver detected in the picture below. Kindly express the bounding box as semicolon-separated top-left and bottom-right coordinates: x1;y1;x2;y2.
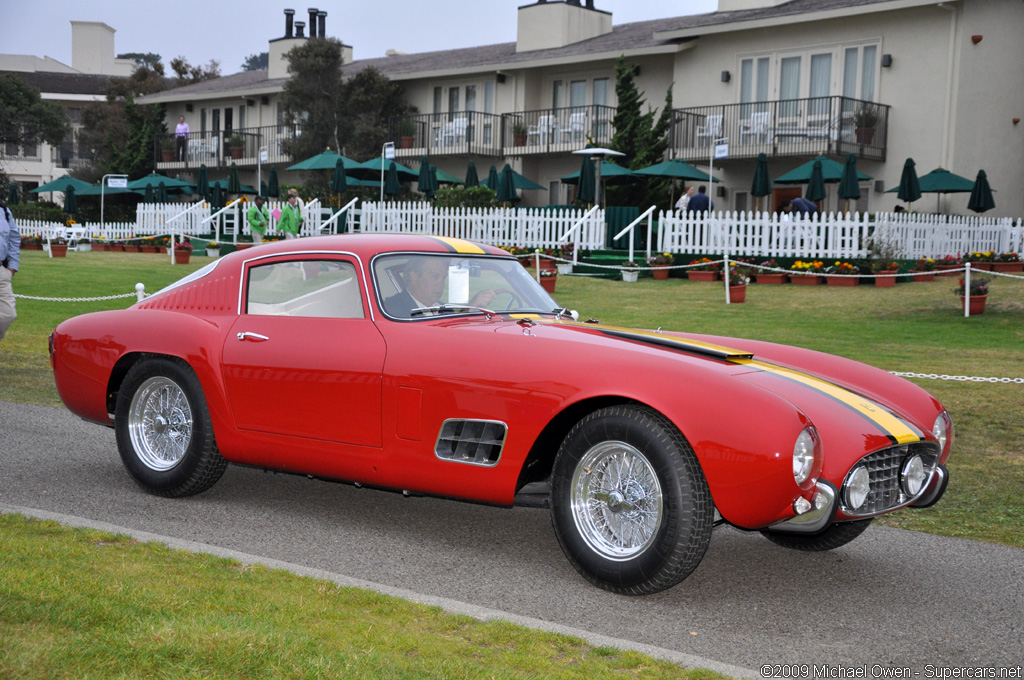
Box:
434;419;507;467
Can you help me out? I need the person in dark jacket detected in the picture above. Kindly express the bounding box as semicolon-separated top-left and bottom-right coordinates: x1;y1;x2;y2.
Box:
686;185;714;214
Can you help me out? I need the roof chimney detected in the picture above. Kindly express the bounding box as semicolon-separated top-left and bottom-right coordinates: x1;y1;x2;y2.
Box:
517;1;611;53
307;8;318;38
284;9;295;38
318;11;327;38
295;21;305;38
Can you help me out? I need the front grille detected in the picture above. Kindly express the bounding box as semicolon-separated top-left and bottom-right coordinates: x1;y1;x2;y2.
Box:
842;442;940;516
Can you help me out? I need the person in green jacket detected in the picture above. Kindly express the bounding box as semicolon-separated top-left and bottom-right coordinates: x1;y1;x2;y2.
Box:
278;190;303;239
247;195;270;244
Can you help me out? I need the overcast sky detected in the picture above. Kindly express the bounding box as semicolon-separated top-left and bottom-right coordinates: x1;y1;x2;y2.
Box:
4;1;718;74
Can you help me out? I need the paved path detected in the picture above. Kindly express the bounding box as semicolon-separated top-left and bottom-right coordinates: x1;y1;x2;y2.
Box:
2;401;1022;677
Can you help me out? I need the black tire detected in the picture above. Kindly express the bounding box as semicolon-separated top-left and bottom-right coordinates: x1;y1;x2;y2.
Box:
550;405;713;595
114;357;227;497
761;518;873;551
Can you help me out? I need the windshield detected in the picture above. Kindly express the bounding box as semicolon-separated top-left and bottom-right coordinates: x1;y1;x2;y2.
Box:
373;253;558;320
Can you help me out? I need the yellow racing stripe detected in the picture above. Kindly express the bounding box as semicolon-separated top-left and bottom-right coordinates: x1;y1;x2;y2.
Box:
734;358;922;443
429;236;487;254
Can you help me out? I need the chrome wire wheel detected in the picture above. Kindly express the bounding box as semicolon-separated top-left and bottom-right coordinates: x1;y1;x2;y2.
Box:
127;376;193;471
570;441;663;561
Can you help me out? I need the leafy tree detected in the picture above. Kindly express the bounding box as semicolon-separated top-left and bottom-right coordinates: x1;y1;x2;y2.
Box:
118;52;164;73
241;52;269;71
0;74;71;152
169;57;221;85
280;38;415;161
605;56;674;210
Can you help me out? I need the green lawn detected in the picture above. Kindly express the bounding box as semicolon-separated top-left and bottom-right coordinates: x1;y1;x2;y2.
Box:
1;250;1021;678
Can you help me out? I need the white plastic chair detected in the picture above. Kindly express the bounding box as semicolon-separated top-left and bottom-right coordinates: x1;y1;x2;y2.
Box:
695;114;723;145
739;112;772;144
567;111;587;142
441;117;467;146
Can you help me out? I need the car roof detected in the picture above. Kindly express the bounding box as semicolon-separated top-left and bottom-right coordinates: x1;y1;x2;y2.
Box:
230;234;511;259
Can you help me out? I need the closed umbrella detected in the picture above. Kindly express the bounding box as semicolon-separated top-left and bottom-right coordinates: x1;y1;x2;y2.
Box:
332;158;348;193
837;153;861;211
575;154;596;204
211;183;223;210
63;185;78;214
429;167;440;197
896;158;921;206
418;156;437;197
465;161;479;188
967;169;996;213
227;163;242;194
197;164;209;199
260;181;269;197
156;181;168;203
143;184;155;203
750;153;771;211
496;164;518;203
485;165;499;191
268;166;280;198
805;160;827;203
7;183;19;205
384;161;401;197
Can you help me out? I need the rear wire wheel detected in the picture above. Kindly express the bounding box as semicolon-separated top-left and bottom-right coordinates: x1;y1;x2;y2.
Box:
550;405;713;595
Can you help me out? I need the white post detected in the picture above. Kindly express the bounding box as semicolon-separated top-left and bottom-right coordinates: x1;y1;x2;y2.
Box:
380;142;395;204
535;249;541;283
964;262;971;318
135;282;146;302
724;252;732;305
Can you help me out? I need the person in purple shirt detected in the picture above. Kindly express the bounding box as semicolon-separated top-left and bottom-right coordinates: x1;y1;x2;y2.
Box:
0;200;21;341
175;115;190;162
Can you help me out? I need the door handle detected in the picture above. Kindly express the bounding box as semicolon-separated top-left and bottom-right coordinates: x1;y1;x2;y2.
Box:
237;331;269;342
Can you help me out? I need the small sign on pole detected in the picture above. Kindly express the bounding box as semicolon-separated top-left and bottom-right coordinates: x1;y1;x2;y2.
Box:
714;142;729;160
107;177;128;188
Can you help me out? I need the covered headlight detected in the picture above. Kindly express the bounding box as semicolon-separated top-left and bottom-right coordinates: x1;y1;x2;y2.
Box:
932;411;952;454
793;426;821;486
901;455;927;496
845;466;871;510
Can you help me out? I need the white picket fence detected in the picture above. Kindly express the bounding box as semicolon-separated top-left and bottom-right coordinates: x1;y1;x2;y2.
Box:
16;204;1024;259
657;210;1023;259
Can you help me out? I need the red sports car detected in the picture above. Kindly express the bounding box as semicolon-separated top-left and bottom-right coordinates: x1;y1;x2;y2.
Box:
50;235;952;594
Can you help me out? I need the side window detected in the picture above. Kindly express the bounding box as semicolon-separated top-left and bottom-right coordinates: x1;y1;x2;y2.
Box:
246;260;364;318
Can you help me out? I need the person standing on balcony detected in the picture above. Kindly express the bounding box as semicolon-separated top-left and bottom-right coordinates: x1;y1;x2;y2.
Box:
247;195;270;245
675;185;694;212
175;116;190;162
0;200;21;341
686;185;713;214
278;191;303;240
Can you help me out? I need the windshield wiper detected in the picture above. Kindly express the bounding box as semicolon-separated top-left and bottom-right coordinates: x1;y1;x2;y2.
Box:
411;304;496;319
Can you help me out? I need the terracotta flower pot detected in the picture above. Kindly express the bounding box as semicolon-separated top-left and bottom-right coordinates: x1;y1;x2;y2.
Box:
539;275;557;293
23;243;43;250
688;271;719;282
875;270;898;287
826;275;859;287
756;273;788;285
991;262;1023;273
174;249;191;264
936;264;960;276
49;244;68;258
790;274;822;285
141;246;159;253
652;266;669;280
728;284;747;303
959;295;987;315
969;262;993;271
912;271;936;282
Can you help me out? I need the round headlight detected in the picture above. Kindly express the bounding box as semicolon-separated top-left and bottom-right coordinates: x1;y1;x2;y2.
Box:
901;455;927;496
845;466;871;511
932;412;950;453
793;427;819;485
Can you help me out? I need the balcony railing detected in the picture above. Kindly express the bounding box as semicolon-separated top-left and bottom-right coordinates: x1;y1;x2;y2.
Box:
388;111;503;158
503;105;616;157
669;96;889;162
155;124;302;169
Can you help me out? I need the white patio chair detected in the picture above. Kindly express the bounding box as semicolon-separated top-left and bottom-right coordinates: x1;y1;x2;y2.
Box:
739;111;772;144
441;117;468;146
695;114;723;145
567;111;587;142
528;114;556;145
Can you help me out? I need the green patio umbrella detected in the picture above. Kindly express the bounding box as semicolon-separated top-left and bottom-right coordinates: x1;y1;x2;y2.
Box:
806;160;827;203
967;169;995;213
227;163;242;194
260;181;269;197
207;178;257;194
29;176;92;194
895;158;921;205
286;148;362;171
837;153;861;210
156;181;168;203
7;183;19;205
332;158;348;193
485;165;499;191
574;154;596;204
384;161;401;197
434;167;464;185
267;166;280;198
465;161;479;187
143;184;155;203
750;153;772;211
429;167;440;197
633;158;717;182
509;169;545;190
496;164;518;203
350;157;418;182
73;183;136;197
63;185;77;214
127;172;194;192
775;155;872;184
891;167;976;213
196;164;209;198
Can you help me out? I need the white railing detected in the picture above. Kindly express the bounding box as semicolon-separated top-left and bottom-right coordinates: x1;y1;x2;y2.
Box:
658;211;1023;259
357;202;606;251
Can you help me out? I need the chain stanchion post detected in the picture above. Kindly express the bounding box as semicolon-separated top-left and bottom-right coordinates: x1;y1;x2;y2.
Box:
964;262;971;318
136;283;146;302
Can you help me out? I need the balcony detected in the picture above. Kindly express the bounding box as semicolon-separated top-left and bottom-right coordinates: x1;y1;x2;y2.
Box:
155;124;302;170
387;105;618;160
669;96;889;163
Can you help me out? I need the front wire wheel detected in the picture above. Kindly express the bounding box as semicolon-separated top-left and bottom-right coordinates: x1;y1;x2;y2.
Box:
551;405;713;595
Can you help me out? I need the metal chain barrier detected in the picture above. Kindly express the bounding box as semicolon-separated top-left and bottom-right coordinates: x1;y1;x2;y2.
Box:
15;283;149;303
891;372;1024;384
